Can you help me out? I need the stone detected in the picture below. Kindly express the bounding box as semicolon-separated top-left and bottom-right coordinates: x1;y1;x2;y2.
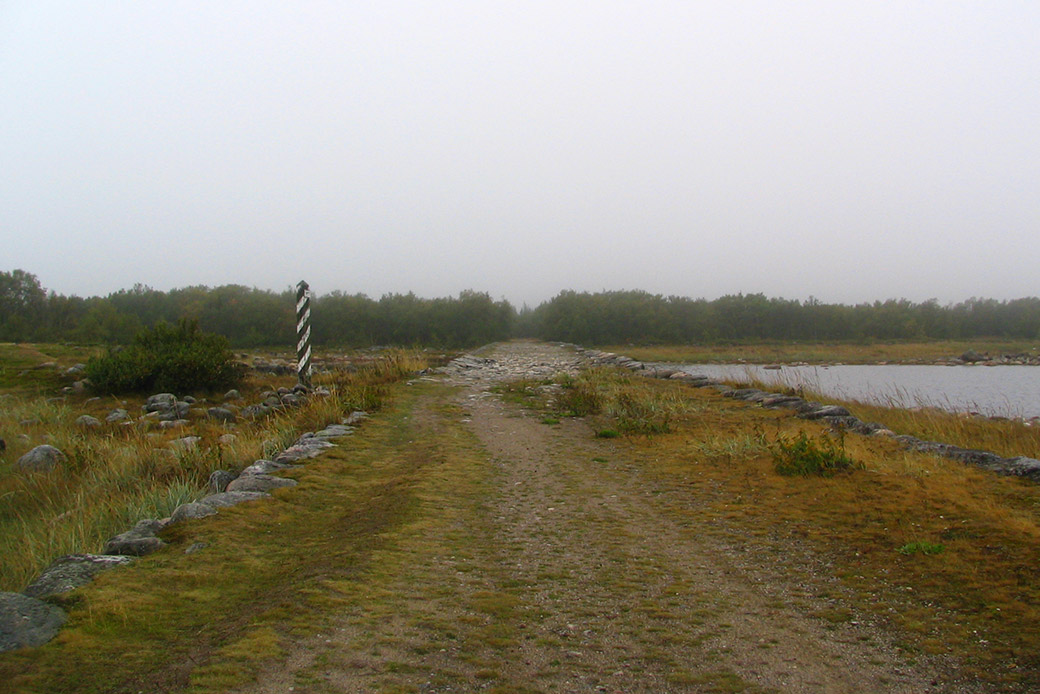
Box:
343;411;368;426
169;436;200;450
199;490;271;508
226;474;297;493
183;395;197;404
16;445;66;473
105;408;129;423
208;469;237;493
103;519;166;557
239;459;295;476
75;415;102;429
217;433;238;445
169;502;218;524
184;542;207;555
799;405;852;420
23;554;133;600
0;592;66;653
144;393;177;412
280;393;301;407
207;407;236;424
312;424;354;440
961;349;985;363
274;439;334;464
223;389;242;401
1004;456;1040;481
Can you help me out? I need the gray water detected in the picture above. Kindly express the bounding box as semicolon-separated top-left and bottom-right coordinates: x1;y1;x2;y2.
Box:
670;363;1040;420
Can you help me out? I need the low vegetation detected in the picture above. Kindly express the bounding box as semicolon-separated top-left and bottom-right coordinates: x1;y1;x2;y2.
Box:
610;339;1040;365
771;430;861;477
85;319;246;394
0;348;426;593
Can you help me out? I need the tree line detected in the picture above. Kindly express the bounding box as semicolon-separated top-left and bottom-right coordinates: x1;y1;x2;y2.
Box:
2;270;1039;348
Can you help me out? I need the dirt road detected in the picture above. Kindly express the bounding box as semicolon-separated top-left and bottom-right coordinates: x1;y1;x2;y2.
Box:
235;342;969;693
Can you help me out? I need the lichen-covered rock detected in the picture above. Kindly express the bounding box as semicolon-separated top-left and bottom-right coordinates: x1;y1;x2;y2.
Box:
103;519;166;556
199;490;271;508
274;437;335;464
799;404;852;420
144;393;177;412
75;414;102;429
207;407;236;424
226;474;297;493
105;408;129;423
208;469;237;493
22;554;133;599
239;459;294;476
16;445;66;473
169;502;218;524
0;592;66;653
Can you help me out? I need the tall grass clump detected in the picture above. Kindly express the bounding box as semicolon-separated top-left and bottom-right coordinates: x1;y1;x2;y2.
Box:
771;430;861;477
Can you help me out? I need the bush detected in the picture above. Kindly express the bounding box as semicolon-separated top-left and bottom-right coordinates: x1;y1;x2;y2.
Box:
771;431;861;477
85;319;246;394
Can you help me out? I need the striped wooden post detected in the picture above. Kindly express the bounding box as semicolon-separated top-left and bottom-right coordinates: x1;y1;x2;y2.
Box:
295;280;312;388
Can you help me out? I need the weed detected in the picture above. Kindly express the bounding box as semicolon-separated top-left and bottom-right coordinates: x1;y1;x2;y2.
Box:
596;429;619;439
898;541;946;556
771;431;861;477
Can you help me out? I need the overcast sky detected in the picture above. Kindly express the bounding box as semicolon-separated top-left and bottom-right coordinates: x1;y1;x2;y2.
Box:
2;1;1038;307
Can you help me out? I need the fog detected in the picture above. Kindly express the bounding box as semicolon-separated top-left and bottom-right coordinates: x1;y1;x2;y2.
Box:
2;1;1038;306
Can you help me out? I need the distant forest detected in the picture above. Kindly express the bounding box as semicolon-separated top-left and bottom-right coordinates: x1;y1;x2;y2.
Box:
2;269;1040;348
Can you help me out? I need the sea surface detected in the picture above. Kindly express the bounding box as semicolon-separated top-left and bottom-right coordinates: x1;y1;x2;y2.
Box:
668;363;1040;420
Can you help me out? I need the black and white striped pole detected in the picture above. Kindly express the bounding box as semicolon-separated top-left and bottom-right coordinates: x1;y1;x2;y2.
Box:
295;280;312;388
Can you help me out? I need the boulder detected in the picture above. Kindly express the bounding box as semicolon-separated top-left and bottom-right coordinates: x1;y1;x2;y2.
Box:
274;439;334;464
169;502;218;525
75;415;102;429
23;554;133;600
0;592;66;653
226;474;297;493
961;349;985;363
217;433;238;445
144;393;177;412
105;408;129;423
199;490;271;508
207;407;236;424
239;459;295;476
799;405;853;420
16;445;66;473
223;389;242;401
159;419;189;430
343;411;369;426
208;469;237;493
103;519;166;556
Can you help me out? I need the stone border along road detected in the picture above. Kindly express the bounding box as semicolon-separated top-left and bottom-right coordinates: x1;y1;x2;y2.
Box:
575;345;1040;482
241;340;962;694
1;411;370;654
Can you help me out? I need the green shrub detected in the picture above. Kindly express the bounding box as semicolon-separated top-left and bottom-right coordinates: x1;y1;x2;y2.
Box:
85;319;246;394
771;431;861;477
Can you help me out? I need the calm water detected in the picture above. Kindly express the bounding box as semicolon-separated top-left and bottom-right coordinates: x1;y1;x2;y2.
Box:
669;363;1040;419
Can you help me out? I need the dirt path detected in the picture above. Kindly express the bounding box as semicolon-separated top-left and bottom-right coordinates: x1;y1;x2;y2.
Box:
235;342;968;693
